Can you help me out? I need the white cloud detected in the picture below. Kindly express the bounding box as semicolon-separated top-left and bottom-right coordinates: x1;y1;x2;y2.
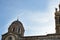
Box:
24;0;60;36
2;0;60;36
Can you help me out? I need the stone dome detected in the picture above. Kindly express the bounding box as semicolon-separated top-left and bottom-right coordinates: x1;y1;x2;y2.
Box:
8;19;25;36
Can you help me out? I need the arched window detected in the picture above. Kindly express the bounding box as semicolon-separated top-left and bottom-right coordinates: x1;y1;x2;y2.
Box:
12;28;15;32
8;37;12;40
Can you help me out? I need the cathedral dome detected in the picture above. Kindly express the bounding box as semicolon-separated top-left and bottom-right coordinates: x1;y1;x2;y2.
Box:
9;19;24;29
8;19;25;36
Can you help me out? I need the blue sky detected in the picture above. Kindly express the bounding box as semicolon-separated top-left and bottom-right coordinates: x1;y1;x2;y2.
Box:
0;0;60;40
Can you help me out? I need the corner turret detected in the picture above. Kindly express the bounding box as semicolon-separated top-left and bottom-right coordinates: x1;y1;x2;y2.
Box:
55;4;60;34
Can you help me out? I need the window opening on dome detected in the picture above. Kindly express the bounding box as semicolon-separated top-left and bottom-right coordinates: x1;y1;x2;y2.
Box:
13;28;15;32
8;37;12;40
